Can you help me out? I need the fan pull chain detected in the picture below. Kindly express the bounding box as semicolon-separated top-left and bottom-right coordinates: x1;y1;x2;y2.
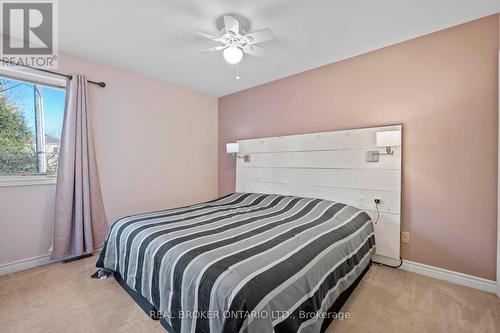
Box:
235;63;240;80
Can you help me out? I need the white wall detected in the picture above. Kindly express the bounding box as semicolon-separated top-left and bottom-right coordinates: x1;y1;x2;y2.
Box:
0;52;219;273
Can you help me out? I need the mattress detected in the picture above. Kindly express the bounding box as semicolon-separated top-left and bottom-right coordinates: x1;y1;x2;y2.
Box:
96;193;375;333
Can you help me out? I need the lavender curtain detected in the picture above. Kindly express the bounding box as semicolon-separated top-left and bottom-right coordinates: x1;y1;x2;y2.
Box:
51;75;107;260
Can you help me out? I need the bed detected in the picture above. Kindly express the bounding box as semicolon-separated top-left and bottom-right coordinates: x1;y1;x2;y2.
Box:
95;192;375;333
95;125;401;332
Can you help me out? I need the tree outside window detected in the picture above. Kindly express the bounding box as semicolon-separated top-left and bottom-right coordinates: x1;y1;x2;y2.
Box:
0;77;65;175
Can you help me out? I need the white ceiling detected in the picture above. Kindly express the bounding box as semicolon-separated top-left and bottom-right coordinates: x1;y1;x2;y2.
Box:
59;0;498;97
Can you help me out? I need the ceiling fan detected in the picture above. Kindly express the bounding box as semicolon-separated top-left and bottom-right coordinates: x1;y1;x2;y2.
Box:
195;15;274;67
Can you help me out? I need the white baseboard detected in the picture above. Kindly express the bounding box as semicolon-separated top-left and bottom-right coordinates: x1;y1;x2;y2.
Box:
0;248;104;277
399;259;496;294
372;254;402;267
0;254;52;277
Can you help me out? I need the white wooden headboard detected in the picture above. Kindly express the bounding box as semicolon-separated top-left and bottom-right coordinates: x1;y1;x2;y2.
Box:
236;125;402;265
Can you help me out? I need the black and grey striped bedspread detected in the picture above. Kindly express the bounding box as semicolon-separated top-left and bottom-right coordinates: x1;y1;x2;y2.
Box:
96;193;375;333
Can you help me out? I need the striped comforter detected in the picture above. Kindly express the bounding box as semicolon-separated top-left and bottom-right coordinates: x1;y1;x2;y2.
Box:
96;193;375;333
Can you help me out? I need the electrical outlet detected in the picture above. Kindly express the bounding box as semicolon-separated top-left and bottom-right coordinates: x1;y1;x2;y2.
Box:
358;195;366;208
401;231;410;243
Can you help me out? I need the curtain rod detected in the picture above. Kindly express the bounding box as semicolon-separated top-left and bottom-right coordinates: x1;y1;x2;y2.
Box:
0;59;106;87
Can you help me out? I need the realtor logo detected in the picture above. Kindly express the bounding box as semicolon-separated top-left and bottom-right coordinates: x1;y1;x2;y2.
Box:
0;0;58;67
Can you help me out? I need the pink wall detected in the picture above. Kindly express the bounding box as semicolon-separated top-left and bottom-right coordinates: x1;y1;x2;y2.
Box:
57;53;219;222
218;15;499;280
0;52;218;268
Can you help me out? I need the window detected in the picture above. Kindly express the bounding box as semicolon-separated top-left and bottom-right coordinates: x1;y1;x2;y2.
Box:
0;68;66;185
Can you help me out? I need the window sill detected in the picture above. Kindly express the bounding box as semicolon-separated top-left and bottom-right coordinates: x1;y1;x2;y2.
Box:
0;175;57;187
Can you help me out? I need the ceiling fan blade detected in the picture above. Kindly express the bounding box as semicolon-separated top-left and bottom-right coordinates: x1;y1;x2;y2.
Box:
199;45;226;53
224;15;239;35
194;30;220;41
244;28;274;44
243;45;265;57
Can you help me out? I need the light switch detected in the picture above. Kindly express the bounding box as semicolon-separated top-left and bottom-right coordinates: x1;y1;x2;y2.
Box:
366;150;379;162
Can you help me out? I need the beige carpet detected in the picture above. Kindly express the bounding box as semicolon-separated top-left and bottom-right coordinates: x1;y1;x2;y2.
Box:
0;256;498;333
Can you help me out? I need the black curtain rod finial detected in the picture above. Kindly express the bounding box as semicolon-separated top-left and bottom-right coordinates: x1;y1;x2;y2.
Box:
67;74;105;87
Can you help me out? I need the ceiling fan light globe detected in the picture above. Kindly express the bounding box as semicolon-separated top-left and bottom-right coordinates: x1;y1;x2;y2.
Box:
223;46;243;64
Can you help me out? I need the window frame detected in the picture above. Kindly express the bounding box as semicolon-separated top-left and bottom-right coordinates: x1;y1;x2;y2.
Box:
0;66;67;187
